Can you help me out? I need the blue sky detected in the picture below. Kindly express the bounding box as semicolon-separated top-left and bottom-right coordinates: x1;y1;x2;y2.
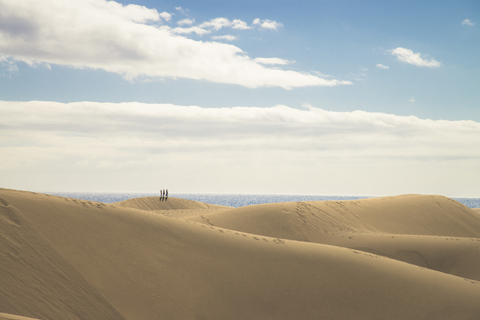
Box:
2;0;479;120
1;0;479;196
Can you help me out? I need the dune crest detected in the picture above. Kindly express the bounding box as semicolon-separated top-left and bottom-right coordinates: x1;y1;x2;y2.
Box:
1;188;480;320
115;195;229;211
186;194;480;238
184;194;480;280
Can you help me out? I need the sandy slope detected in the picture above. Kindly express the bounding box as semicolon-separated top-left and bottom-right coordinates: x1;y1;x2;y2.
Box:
184;194;480;280
0;193;126;320
1;189;480;320
0;313;41;320
185;194;480;238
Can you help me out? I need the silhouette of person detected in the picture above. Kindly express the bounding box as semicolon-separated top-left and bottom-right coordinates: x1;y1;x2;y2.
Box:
166;189;168;201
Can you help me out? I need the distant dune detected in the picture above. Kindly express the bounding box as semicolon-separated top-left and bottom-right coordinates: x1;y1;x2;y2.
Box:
1;188;480;319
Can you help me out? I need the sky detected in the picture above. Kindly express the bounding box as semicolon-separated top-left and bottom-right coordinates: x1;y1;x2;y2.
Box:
1;0;479;197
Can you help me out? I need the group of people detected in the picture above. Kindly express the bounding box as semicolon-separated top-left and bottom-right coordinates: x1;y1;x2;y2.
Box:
160;189;168;201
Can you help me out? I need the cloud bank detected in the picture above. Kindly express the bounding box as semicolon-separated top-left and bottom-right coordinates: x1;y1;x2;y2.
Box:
1;101;479;195
0;0;348;89
389;47;441;68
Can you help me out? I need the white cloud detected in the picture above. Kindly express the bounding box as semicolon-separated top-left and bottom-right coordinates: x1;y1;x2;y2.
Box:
171;25;211;35
174;17;251;35
211;35;238;41
2;101;480;195
0;0;348;89
89;0;164;23
462;19;474;26
177;18;195;26
159;11;172;22
389;47;441;68
232;19;250;30
253;18;283;30
199;17;234;31
408;98;415;103
376;64;389;69
254;57;293;65
175;17;280;33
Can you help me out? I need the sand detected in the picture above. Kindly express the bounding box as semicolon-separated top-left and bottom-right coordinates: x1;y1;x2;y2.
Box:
0;313;40;320
1;189;480;319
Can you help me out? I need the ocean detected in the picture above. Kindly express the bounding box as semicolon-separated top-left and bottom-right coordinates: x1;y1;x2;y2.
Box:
43;192;480;209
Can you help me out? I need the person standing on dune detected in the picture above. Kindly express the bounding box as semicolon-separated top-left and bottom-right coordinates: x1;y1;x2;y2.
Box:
166;189;168;201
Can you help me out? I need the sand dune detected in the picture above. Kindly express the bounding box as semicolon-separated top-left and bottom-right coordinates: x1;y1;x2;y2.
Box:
185;194;480;238
184;194;480;280
1;188;480;319
117;196;229;211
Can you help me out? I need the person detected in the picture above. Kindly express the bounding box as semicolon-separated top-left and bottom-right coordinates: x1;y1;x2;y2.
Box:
166;189;168;201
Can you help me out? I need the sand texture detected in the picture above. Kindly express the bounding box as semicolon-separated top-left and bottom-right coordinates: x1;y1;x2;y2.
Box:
1;189;480;319
0;313;41;320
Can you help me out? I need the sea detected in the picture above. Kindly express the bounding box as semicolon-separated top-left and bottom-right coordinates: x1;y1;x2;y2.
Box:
43;192;480;209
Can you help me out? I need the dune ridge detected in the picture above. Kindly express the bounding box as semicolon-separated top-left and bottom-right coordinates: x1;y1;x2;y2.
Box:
182;194;480;280
1;188;480;319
